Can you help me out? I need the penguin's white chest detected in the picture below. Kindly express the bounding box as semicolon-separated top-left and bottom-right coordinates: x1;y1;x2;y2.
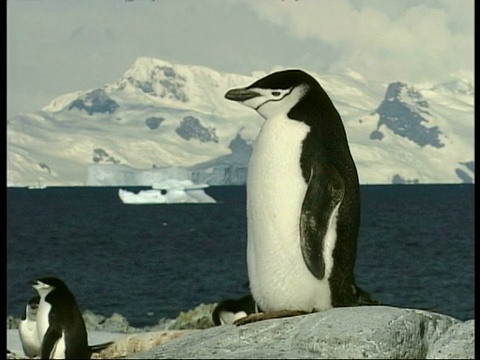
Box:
36;297;51;344
50;332;66;359
247;114;332;313
19;317;40;357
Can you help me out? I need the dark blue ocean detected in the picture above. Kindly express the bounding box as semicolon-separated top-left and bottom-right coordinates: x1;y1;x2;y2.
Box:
7;185;474;327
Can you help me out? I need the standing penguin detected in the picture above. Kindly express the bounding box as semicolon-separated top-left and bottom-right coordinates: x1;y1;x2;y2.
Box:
224;70;377;324
18;295;41;358
31;277;112;359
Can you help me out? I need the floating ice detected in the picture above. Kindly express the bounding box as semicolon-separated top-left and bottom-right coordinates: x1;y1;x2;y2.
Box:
118;179;216;204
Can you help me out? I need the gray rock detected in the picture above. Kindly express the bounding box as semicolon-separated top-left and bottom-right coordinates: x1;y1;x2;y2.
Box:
68;88;119;115
92;148;120;164
175;116;219;143
189;132;251;185
127;306;473;359
373;82;444;148
427;319;474;359
162;303;216;330
146;117;165;130
455;168;473;183
94;330;200;359
83;310;141;333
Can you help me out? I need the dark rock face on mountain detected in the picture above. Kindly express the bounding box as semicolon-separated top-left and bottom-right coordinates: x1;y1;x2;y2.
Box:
125;65;188;102
459;161;474;172
455;169;473;183
371;82;444;148
175;116;219;143
92;148;120;164
38;163;51;173
68;89;119;115
228;131;252;156
189;132;253;185
392;174;419;184
455;161;474;183
145;117;164;130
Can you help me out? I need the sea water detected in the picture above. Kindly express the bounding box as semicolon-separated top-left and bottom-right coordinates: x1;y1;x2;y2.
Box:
7;185;474;327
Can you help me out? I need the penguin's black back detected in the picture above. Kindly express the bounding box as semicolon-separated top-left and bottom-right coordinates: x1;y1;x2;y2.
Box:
280;72;363;305
42;278;90;358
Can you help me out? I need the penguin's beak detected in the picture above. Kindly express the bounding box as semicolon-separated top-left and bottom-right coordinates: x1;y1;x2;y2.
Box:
30;280;42;289
225;88;260;102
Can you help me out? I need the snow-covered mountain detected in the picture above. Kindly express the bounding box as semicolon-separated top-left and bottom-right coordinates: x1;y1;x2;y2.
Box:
7;57;474;186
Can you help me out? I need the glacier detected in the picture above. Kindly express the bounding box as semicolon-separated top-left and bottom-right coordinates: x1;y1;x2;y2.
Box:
7;57;474;187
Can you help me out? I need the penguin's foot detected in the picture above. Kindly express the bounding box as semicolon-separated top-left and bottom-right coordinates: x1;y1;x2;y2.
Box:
89;341;115;353
233;309;309;326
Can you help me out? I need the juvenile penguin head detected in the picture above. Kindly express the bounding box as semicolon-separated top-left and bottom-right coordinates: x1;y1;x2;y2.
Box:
225;69;316;119
31;277;69;297
212;295;259;325
23;296;40;321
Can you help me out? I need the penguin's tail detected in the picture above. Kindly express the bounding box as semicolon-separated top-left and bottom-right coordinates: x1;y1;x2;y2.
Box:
89;341;114;353
355;285;381;306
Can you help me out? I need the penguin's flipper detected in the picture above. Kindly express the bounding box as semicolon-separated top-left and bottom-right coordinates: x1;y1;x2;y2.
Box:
41;325;62;359
300;163;345;280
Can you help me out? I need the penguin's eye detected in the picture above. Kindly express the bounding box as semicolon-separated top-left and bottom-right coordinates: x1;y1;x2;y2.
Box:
271;91;281;97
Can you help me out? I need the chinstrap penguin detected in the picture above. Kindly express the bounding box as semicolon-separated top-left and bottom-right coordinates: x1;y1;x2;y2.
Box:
212;294;261;325
18;295;41;358
225;69;378;324
31;276;113;359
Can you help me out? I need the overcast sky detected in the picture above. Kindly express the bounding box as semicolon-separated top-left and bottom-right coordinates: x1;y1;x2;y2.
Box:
7;0;474;118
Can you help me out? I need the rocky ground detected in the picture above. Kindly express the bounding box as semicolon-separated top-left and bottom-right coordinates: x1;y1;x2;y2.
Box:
7;303;217;359
7;304;474;359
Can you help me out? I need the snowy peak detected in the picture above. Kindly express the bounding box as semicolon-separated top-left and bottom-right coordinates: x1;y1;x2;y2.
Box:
383;81;429;109
117;57;190;102
371;82;444;148
7;56;474;186
107;57;255;116
43;57;256;117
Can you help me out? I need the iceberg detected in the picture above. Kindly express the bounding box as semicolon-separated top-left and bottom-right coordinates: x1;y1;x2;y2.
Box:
118;179;216;204
27;184;47;189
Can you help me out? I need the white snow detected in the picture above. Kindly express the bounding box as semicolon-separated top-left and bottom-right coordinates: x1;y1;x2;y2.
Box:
7;56;474;187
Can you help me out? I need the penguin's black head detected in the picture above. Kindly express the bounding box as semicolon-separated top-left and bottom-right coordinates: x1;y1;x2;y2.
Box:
31;277;69;296
225;69;318;119
24;295;40;319
27;295;40;307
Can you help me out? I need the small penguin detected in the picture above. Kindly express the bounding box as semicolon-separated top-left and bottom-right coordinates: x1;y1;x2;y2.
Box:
31;277;112;359
18;295;41;358
212;294;261;325
225;70;378;324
